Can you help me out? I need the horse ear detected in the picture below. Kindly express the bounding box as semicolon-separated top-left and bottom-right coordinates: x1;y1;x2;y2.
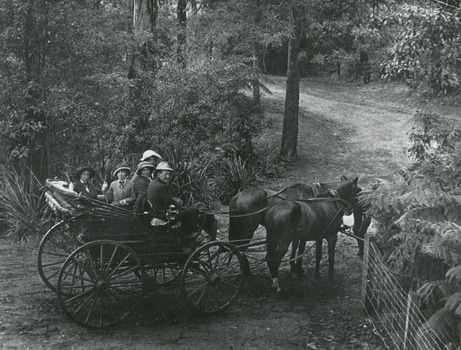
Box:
340;175;348;182
353;176;358;184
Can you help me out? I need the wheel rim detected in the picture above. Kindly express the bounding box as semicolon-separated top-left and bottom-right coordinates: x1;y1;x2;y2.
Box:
181;242;244;314
57;240;144;329
37;221;77;292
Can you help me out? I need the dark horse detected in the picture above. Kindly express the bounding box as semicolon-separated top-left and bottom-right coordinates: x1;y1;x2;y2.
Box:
228;182;339;271
264;177;361;292
228;178;366;263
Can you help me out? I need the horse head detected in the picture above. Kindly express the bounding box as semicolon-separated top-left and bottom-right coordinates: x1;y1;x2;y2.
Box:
336;176;361;215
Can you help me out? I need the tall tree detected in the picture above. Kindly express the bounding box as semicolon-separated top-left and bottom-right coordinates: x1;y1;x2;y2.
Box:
251;0;262;110
133;0;158;33
177;0;187;66
280;4;303;158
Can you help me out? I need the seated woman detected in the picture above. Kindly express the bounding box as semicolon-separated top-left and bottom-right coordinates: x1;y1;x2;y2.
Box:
132;161;155;199
105;165;135;208
69;166;98;200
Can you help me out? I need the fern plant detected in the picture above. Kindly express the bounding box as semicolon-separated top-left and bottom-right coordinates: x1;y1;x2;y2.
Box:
361;111;461;348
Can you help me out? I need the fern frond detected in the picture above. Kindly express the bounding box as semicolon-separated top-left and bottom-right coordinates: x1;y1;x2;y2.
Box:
446;266;461;286
445;292;461;318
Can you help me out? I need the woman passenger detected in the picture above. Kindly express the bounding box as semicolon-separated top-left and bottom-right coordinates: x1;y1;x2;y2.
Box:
132;161;155;199
105;165;135;208
69;166;98;199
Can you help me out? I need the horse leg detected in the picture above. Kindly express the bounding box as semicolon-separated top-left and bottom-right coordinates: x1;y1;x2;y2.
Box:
314;238;323;280
293;239;306;277
354;210;371;259
265;202;300;293
290;239;299;274
327;234;338;283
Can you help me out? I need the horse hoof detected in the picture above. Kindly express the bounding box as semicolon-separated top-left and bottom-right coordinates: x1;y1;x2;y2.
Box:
357;251;364;260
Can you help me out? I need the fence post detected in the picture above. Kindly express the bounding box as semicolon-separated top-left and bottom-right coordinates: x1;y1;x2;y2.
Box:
361;232;376;315
403;291;421;350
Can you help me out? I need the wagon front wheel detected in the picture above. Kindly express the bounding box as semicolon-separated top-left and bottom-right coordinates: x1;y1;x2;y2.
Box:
181;241;245;314
57;240;144;329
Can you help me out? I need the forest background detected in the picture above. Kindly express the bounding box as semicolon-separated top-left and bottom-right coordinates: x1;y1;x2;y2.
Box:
1;0;461;347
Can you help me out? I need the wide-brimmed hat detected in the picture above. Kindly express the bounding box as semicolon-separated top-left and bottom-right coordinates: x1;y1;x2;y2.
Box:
140;150;163;162
135;161;156;175
113;165;131;177
75;166;96;180
154;161;174;174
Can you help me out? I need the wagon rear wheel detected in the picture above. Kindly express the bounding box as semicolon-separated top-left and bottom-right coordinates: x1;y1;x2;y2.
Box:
38;221;78;292
181;241;245;314
57;240;144;329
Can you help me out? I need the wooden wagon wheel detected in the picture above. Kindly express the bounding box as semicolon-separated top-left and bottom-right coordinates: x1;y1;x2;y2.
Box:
56;240;144;329
181;241;245;314
37;221;78;292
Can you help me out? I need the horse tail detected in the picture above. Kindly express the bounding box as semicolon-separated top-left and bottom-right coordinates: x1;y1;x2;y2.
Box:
265;201;301;260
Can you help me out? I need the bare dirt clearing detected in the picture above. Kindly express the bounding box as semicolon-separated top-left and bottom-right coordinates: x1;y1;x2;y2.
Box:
0;76;431;350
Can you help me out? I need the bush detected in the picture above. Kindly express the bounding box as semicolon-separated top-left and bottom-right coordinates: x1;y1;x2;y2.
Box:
0;167;53;241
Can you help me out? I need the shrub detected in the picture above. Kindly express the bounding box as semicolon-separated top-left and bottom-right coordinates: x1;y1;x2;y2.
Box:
361;110;461;348
0;167;52;241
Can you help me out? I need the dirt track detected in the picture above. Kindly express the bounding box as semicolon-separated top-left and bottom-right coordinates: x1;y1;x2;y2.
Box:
0;76;416;349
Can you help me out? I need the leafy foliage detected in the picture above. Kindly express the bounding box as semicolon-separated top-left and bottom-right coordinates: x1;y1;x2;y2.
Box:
0;167;52;241
362;110;461;347
381;4;461;93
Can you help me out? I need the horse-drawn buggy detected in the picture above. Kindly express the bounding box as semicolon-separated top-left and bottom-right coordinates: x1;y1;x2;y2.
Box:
38;180;246;329
38;176;363;329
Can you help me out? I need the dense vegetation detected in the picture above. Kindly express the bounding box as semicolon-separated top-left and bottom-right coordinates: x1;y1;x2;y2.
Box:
1;0;461;346
362;111;461;347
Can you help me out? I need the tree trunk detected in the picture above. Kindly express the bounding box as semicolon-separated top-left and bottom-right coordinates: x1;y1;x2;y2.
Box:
177;0;187;67
22;0;49;180
133;0;157;34
131;0;159;76
251;0;262;110
280;7;302;159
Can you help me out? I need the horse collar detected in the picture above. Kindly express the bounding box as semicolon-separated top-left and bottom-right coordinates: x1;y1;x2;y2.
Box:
328;189;339;198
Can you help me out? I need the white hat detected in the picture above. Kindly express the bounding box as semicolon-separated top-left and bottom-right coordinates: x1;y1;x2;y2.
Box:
140;150;163;161
154;161;174;174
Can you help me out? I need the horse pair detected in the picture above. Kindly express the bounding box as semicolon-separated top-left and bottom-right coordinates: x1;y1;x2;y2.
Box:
228;177;363;292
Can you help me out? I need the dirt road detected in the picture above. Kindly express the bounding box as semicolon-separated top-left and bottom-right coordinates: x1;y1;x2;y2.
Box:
0;76;416;349
261;76;414;187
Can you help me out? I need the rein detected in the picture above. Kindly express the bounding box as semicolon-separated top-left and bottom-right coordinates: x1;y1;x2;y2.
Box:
211;196;354;218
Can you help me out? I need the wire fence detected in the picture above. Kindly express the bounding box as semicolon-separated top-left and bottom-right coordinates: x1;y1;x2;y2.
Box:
361;233;449;350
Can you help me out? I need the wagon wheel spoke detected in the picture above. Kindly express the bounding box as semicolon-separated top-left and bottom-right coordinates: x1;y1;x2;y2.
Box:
63;288;95;305
107;252;133;279
84;292;99;324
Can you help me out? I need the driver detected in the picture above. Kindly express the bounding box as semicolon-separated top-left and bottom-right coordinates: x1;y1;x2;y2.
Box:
147;162;199;232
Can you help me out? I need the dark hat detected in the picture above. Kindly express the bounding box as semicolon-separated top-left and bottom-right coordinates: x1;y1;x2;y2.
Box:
135;161;155;175
113;165;131;177
75;166;96;181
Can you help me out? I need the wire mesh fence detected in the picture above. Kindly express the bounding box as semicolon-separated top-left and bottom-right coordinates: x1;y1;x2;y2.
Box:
361;233;448;350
